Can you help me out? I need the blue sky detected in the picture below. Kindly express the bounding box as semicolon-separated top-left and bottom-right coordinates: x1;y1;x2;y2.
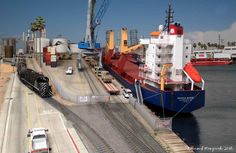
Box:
0;0;236;44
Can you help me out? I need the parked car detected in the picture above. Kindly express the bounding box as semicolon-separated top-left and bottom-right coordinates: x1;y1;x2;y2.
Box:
122;88;133;98
65;67;73;75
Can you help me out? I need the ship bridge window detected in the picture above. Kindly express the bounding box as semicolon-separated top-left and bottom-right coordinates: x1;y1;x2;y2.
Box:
225;48;231;50
232;48;236;50
124;40;128;46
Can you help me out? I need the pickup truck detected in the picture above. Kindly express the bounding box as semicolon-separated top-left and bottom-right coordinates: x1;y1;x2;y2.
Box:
27;128;51;153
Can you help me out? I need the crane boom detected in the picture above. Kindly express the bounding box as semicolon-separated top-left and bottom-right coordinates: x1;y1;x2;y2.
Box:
93;0;110;28
79;0;110;50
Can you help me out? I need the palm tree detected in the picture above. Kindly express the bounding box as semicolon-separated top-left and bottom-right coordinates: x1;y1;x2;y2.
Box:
198;42;202;49
30;22;38;55
30;22;38;38
35;16;46;37
31;16;46;67
207;42;211;49
193;43;197;50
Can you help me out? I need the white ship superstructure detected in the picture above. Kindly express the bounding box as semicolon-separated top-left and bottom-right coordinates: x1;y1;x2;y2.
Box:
140;23;191;89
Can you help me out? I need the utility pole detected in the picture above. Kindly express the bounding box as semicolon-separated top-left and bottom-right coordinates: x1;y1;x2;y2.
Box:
218;34;224;49
218;34;221;47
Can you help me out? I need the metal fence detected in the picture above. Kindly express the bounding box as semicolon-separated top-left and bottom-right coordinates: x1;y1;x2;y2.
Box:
129;97;172;130
42;63;110;104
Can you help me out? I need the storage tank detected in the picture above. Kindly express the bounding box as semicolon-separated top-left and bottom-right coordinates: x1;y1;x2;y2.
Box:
55;44;69;53
2;38;16;57
35;38;50;53
69;43;80;53
52;38;68;46
4;46;14;58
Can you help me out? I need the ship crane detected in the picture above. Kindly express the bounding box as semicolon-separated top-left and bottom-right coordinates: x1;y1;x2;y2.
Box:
104;28;143;74
117;28;143;74
79;0;110;50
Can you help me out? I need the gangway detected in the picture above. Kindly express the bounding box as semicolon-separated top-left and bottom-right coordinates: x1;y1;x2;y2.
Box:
134;79;143;104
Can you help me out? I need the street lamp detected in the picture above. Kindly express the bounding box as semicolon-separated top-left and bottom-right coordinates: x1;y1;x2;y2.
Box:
39;29;42;67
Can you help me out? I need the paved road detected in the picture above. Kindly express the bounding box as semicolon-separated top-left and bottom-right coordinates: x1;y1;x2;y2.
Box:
0;73;80;153
29;58;165;153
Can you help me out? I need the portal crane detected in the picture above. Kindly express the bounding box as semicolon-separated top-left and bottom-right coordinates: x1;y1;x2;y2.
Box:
79;0;110;50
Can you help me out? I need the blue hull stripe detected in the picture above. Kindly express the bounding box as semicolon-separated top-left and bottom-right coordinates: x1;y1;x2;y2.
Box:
104;64;205;113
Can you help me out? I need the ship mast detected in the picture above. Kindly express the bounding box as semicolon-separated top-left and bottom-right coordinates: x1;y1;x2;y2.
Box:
164;4;174;33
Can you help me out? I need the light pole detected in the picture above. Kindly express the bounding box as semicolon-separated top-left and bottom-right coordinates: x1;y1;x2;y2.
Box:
39;31;42;67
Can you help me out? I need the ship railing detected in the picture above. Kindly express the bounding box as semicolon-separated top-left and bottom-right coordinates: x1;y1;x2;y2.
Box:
183;70;205;90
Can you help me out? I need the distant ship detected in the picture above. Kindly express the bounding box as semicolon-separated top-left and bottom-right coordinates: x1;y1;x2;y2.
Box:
103;5;205;113
191;50;233;66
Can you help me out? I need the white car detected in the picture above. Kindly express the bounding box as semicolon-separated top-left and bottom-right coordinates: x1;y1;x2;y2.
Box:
123;88;133;98
66;67;73;75
27;128;51;153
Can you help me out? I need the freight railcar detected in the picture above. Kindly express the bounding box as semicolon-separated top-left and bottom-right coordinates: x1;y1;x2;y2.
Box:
17;59;52;97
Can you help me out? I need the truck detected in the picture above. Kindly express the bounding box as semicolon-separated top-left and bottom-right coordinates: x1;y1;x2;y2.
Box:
27;128;51;153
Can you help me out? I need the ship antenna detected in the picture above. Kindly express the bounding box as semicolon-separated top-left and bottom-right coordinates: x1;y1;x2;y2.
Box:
164;4;174;32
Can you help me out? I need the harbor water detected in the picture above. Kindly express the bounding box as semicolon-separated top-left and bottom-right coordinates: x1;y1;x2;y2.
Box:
173;64;236;153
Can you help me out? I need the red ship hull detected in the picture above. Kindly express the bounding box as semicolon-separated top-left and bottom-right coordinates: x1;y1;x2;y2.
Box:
103;53;205;113
191;59;233;66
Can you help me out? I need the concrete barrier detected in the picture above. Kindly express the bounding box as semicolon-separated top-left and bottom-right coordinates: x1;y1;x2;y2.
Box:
129;97;172;130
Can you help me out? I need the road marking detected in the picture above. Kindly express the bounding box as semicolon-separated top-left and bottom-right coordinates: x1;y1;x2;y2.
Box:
1;73;16;153
34;94;42;127
59;115;79;153
39;110;59;116
25;89;31;129
25;88;31;151
67;129;81;153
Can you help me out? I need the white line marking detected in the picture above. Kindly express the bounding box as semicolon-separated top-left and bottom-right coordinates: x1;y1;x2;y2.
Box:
59;114;78;153
1;73;17;153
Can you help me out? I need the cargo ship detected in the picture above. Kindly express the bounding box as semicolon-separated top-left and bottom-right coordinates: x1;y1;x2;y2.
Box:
191;50;233;66
103;5;205;113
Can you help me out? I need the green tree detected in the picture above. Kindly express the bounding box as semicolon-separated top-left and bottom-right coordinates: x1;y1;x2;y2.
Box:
35;16;46;37
198;42;202;49
207;42;211;49
193;43;197;50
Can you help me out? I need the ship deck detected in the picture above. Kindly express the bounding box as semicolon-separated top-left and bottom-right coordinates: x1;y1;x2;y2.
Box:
111;57;141;81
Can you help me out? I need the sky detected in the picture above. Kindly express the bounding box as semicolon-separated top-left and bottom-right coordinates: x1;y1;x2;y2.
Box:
0;0;236;45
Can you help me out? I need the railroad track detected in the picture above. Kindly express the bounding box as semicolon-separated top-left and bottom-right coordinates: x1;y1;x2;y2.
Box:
82;66;99;95
100;103;165;153
112;103;165;152
45;98;115;153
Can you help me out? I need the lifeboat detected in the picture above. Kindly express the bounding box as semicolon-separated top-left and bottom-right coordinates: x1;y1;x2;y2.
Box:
184;63;202;83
